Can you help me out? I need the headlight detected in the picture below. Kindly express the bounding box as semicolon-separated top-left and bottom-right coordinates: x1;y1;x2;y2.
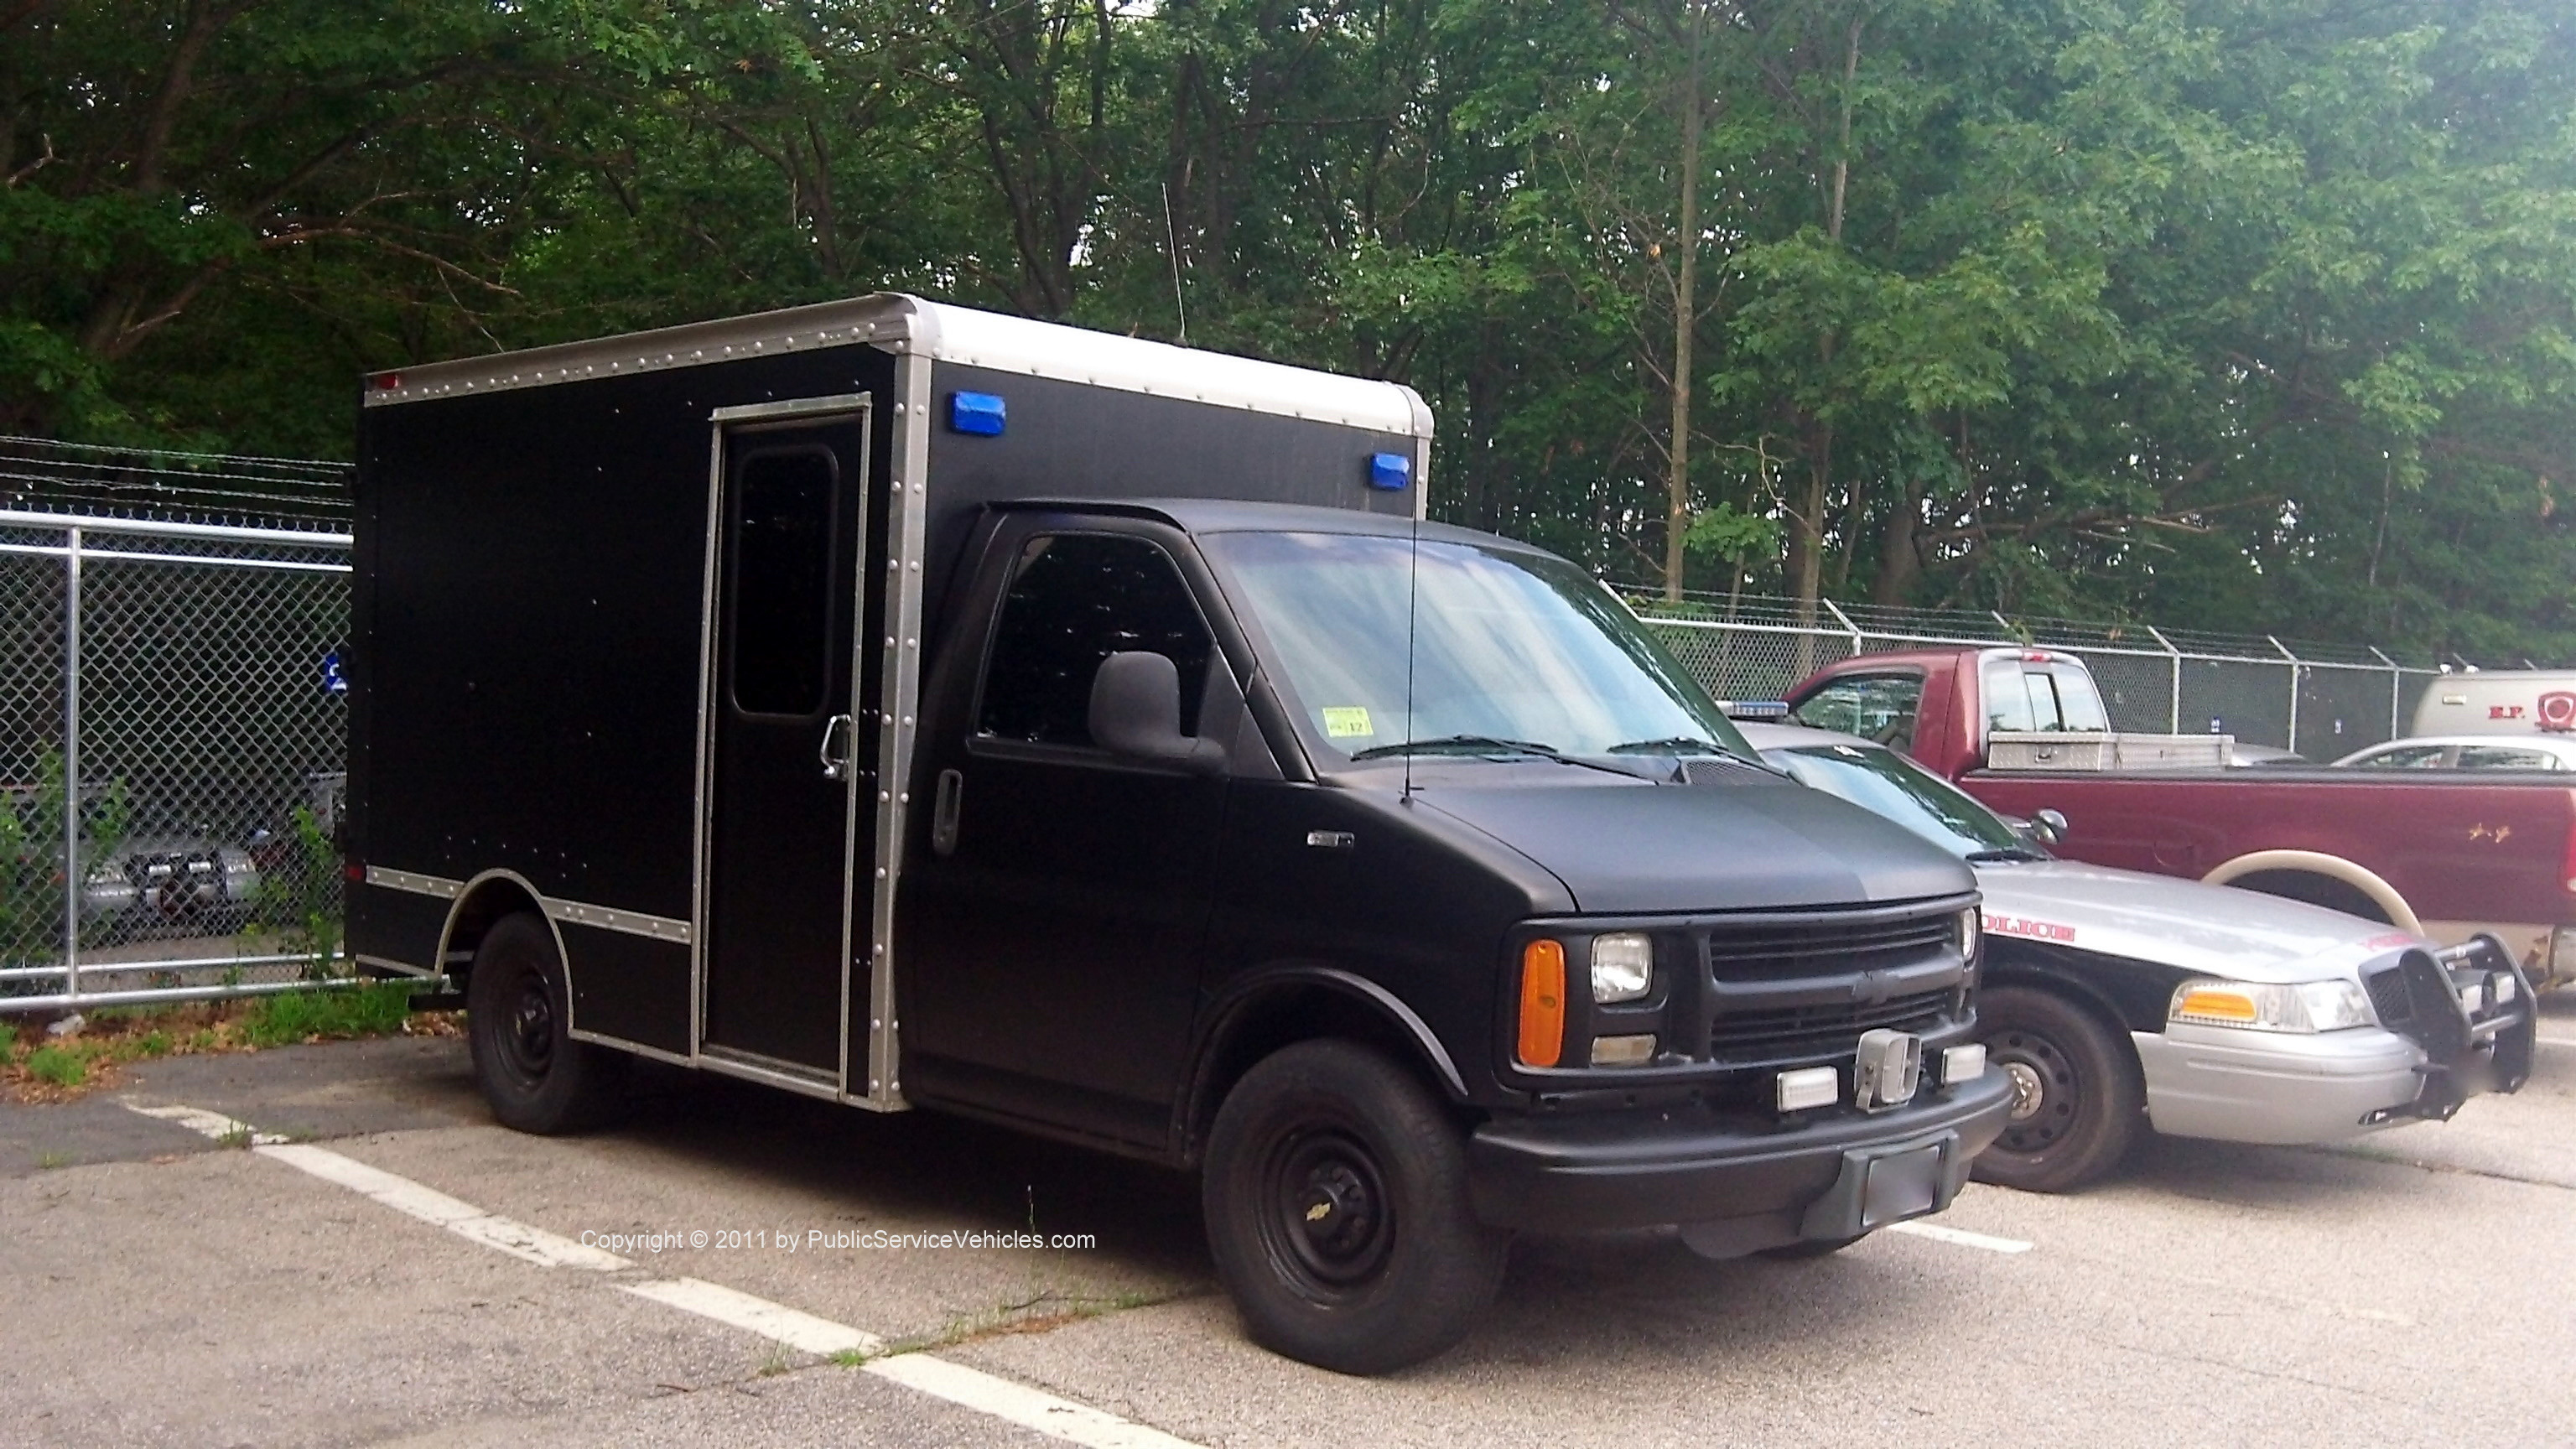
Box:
2169;978;2374;1033
1955;906;1982;963
1590;932;1654;1003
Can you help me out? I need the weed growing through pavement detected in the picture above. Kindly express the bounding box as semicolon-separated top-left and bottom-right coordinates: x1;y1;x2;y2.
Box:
214;1124;254;1150
34;1150;71;1169
755;1340;798;1378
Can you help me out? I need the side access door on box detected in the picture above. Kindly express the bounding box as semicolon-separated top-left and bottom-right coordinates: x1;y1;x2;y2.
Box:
698;399;879;1088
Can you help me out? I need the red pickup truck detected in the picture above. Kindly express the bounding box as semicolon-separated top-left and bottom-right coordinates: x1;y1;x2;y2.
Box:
1784;647;2576;988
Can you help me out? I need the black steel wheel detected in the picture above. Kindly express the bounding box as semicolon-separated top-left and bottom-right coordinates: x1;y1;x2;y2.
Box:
1971;984;2142;1192
1202;1040;1507;1375
466;911;630;1135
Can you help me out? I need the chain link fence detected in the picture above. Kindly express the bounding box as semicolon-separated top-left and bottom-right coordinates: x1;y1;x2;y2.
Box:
2;437;351;1013
1627;590;2448;756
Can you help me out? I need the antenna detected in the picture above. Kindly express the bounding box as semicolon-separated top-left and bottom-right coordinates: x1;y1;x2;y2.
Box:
1403;468;1421;802
1161;184;1188;345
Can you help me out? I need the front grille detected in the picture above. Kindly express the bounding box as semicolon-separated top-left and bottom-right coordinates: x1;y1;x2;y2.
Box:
1708;990;1955;1067
1700;904;1969;1068
1702;914;1955;980
2364;968;2413;1026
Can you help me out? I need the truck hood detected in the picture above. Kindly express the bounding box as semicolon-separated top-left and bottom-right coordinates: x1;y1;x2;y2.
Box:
1410;774;1974;914
1976;858;2420;983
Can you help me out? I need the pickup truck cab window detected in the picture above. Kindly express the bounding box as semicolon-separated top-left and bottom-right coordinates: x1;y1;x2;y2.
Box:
1981;655;2109;734
1202;529;1748;764
977;532;1216;747
1789;673;1924;748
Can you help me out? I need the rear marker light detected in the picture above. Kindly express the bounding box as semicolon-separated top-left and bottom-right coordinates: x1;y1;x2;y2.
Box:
1940;1042;1987;1086
1776;1065;1838;1112
1517;940;1566;1068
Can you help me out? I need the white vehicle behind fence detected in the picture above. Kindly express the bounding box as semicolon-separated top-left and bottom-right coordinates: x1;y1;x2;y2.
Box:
2331;735;2576;771
1737;722;2539;1192
2412;669;2576;736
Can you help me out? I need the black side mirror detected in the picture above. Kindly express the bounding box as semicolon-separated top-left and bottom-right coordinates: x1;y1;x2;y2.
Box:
2031;808;2069;847
1088;652;1227;773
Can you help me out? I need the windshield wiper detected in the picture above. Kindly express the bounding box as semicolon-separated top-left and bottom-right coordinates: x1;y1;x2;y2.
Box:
1605;736;1738;756
1966;848;2046;863
1351;735;1562;761
1351;735;1659;782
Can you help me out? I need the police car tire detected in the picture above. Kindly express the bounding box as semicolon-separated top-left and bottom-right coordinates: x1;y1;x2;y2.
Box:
1971;984;2142;1193
467;911;631;1135
1202;1039;1508;1375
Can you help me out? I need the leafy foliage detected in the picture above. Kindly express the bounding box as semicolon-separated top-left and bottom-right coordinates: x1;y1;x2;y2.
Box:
6;0;2573;657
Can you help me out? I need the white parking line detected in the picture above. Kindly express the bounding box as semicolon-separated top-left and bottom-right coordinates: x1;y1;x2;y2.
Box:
621;1277;880;1356
127;1104;290;1145
126;1100;1208;1449
1887;1219;2033;1254
2534;1035;2576;1050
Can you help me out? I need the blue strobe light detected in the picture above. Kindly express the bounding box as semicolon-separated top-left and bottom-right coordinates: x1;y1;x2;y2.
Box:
949;391;1007;436
1368;452;1412;491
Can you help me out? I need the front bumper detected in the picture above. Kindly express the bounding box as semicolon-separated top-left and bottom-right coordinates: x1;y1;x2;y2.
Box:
1466;1070;2013;1252
2135;935;2537;1145
2134;1026;2427;1145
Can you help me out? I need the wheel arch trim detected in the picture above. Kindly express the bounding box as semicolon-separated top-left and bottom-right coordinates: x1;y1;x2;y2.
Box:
2199;850;2423;934
436;869;579;1031
1180;966;1470;1158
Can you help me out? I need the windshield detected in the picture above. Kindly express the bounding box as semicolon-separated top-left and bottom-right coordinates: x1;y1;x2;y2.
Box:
1768;741;2033;858
1203;530;1751;764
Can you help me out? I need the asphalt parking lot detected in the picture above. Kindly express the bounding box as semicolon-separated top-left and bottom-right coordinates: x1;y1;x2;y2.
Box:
7;995;2574;1449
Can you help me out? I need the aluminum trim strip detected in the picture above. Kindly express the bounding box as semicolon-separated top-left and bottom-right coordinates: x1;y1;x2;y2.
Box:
543;898;694;945
361;293;1427;435
862;352;935;1111
366;867;690;945
365;865;461;899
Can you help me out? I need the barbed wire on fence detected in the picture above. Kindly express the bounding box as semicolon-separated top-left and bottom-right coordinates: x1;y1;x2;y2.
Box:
0;434;351;532
1619;586;2454;760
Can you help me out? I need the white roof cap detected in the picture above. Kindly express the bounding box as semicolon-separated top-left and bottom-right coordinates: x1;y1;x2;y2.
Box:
362;293;1431;437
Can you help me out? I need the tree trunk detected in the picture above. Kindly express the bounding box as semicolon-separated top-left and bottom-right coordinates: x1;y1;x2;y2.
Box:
1872;475;1921;604
1661;4;1706;604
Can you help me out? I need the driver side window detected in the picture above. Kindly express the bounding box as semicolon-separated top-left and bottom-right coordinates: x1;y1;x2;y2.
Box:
1791;674;1924;750
977;532;1214;749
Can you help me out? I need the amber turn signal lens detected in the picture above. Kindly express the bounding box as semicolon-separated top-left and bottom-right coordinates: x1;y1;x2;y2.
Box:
1519;940;1567;1067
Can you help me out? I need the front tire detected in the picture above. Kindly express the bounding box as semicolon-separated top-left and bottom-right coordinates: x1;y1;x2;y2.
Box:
1972;984;2142;1192
1202;1040;1507;1374
466;911;630;1135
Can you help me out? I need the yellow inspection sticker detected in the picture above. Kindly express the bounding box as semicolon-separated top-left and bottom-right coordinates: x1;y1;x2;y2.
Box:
1321;707;1374;739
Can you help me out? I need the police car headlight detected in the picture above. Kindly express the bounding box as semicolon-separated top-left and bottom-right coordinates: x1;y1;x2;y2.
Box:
1589;932;1654;1004
2169;978;2373;1033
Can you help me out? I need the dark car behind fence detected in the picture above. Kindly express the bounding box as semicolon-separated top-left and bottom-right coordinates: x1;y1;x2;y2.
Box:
2;437;351;1012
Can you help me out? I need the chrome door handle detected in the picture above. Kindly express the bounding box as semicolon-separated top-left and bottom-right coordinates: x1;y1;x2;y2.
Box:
819;714;854;782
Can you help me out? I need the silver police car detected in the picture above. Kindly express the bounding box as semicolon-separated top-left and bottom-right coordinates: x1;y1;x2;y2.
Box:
1740;722;2538;1192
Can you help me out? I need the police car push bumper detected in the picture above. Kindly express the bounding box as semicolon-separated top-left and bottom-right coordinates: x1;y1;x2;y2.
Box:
1466;1051;2013;1253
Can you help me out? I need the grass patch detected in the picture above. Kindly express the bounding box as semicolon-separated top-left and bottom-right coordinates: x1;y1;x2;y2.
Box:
1;984;460;1102
234;980;418;1048
34;1150;71;1170
24;1044;87;1088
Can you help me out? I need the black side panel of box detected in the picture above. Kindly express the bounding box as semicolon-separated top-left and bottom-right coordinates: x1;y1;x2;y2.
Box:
346;345;899;1046
916;362;1418;650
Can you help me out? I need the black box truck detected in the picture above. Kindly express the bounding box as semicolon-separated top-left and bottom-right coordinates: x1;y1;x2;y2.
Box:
346;293;2012;1373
